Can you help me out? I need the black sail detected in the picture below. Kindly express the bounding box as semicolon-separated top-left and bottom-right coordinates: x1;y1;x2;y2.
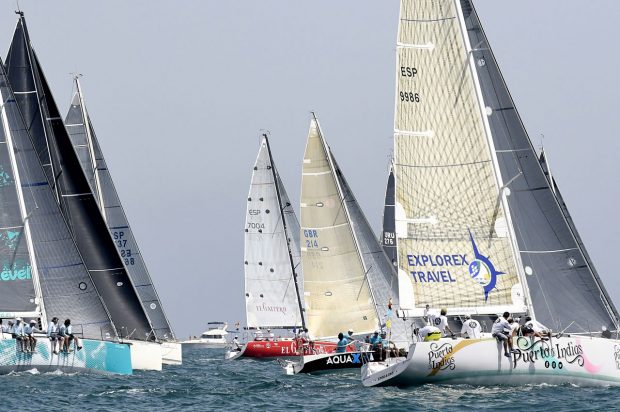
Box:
5;15;154;340
380;167;397;266
65;81;175;340
0;60;116;338
460;0;619;333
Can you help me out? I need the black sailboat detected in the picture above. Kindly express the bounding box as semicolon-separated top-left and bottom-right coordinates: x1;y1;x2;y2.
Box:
5;13;154;343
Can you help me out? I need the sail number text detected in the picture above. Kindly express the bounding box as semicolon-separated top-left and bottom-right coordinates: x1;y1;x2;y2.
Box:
113;230;135;266
304;229;320;249
400;91;420;103
400;66;418;77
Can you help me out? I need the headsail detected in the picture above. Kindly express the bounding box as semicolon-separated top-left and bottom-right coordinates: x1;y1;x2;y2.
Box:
460;0;619;333
5;14;154;340
301;117;378;339
333;158;408;346
244;135;305;329
393;0;524;317
0;59;116;339
65;78;176;341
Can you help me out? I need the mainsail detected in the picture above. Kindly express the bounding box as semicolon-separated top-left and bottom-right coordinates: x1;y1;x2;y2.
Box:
5;13;154;340
0;59;116;339
393;0;524;316
301;117;380;339
460;0;619;333
65;77;175;341
244;135;305;329
381;167;397;266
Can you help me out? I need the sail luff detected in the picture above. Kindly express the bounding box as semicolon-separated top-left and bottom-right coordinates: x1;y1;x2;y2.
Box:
453;0;533;315
264;135;306;329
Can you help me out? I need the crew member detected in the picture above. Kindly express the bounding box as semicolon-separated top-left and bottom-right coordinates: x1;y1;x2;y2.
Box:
460;315;482;339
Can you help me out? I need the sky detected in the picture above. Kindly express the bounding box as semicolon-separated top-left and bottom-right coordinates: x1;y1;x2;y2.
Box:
0;1;619;339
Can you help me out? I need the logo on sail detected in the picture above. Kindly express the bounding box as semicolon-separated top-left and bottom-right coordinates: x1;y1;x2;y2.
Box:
0;165;12;187
1;230;21;250
467;231;503;301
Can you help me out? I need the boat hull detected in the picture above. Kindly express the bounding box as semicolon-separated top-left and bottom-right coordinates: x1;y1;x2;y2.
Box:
0;337;132;375
126;339;162;371
161;341;182;365
286;351;374;374
231;339;337;360
362;335;620;387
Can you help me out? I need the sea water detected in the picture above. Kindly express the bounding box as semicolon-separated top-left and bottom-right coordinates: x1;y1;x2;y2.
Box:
2;347;619;411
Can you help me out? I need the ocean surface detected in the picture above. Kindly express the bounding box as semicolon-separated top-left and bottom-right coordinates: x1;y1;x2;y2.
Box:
2;347;620;411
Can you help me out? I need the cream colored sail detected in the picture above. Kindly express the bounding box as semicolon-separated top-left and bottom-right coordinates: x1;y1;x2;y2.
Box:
300;118;377;338
393;0;525;316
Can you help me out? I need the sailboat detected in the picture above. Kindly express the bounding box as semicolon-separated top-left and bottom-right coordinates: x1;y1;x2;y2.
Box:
0;54;132;375
285;116;407;374
5;12;163;371
362;0;620;387
64;77;181;366
227;134;336;360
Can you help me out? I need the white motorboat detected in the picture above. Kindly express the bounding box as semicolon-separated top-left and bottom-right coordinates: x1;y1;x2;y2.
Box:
182;322;229;348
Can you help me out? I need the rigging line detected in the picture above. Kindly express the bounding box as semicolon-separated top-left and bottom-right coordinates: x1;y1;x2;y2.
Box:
394;159;491;168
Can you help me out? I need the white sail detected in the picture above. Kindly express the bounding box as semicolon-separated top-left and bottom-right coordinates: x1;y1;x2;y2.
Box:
393;0;525;316
244;136;304;329
300;118;377;339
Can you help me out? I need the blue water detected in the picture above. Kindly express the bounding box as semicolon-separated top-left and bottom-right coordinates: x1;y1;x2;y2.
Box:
2;347;620;411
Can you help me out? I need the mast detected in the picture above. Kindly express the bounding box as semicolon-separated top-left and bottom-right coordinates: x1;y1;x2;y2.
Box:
0;93;45;324
263;134;306;329
453;0;533;316
313;114;383;328
74;76;106;219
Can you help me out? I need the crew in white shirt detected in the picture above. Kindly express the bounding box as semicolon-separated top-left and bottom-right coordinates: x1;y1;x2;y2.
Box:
415;325;442;342
492;312;517;357
435;308;455;337
460;315;481;339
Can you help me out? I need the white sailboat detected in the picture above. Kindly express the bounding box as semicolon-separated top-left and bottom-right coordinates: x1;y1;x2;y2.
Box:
362;0;620;387
227;134;327;360
287;116;407;373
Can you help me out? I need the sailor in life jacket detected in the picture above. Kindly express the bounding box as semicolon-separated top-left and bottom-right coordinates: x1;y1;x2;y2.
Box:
460;314;482;339
415;325;442;342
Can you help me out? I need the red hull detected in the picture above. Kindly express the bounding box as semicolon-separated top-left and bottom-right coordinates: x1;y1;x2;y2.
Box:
241;339;339;358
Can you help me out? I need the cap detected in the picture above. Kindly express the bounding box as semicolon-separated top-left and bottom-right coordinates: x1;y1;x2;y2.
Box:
15;317;22;321
464;314;471;319
374;330;380;334
348;329;354;333
29;319;36;324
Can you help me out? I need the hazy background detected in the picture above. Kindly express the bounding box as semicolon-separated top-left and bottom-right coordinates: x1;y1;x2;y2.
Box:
0;1;618;338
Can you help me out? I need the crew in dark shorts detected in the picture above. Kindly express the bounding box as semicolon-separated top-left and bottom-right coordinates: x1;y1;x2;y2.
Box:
47;317;63;354
60;319;83;352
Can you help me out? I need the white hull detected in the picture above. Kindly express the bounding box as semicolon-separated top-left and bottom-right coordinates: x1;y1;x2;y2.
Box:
127;340;162;371
161;341;182;365
362;335;620;387
181;340;227;349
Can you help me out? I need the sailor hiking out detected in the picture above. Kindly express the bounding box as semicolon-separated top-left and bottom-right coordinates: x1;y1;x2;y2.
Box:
492;312;518;357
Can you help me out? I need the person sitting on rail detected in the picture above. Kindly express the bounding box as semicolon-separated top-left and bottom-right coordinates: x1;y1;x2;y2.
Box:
47;317;63;355
24;319;41;352
12;318;26;352
492;311;518;358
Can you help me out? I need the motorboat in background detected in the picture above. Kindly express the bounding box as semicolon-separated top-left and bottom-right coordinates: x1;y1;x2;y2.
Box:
182;322;229;348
